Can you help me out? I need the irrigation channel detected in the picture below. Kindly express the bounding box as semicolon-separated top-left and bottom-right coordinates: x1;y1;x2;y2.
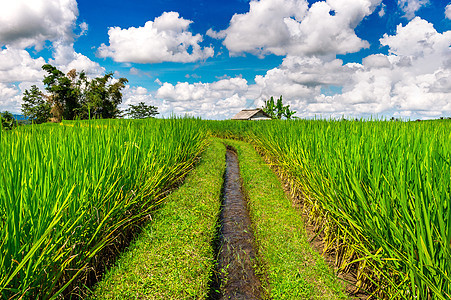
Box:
213;146;263;299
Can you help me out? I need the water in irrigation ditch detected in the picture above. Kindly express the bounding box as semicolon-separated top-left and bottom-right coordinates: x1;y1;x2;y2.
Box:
210;147;263;300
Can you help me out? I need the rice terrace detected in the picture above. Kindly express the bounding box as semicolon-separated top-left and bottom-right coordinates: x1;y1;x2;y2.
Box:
1;0;451;299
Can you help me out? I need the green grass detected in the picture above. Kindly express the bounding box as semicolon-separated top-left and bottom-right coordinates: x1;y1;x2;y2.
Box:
91;139;226;299
0;118;206;299
5;117;447;299
206;119;451;299
222;138;347;299
249;120;451;299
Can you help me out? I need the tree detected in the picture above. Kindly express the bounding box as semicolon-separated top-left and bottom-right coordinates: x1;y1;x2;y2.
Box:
37;64;129;121
125;102;159;119
21;85;52;124
262;95;296;119
85;73;128;119
263;96;277;119
0;111;16;130
42;64;80;121
67;68;89;118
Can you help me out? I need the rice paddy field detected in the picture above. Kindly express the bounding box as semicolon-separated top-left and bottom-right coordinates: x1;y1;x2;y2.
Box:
0;118;206;299
210;119;451;299
1;118;450;299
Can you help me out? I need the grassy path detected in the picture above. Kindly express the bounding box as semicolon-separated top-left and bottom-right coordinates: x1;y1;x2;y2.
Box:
223;138;346;299
92;138;346;299
92;140;226;299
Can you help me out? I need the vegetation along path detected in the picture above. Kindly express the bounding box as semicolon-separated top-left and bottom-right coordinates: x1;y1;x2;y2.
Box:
92;140;226;299
92;138;346;299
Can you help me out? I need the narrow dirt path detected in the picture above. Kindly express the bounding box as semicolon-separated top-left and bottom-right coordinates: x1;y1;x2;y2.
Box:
216;147;263;299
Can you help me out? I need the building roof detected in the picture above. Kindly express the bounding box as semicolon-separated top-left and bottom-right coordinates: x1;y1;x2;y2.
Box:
231;109;271;120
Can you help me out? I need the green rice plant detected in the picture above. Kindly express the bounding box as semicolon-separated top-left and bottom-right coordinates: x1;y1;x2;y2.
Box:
92;139;226;299
250;119;451;299
0;117;206;299
205;119;451;299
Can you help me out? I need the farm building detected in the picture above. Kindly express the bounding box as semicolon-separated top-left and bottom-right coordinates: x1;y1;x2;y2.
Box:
231;109;272;120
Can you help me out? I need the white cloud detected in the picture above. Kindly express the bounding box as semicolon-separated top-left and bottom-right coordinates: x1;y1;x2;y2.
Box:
121;86;154;107
207;0;308;56
0;47;46;83
78;22;88;37
445;4;451;20
0;48;47;113
362;54;391;68
0;0;78;50
155;77;249;118
209;0;382;57
216;94;247;108
251;56;356;109
98;12;214;63
157;82;208;102
0;83;22;112
304;17;451;119
0;41;105;113
119;85;167;119
397;0;429;20
380;17;451;70
205;28;226;40
49;41;105;76
160;16;449;120
378;3;386;17
0;83;19;101
151;57;356;119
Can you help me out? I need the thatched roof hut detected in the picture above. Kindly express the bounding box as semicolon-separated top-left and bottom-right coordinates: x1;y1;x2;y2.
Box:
231;109;271;120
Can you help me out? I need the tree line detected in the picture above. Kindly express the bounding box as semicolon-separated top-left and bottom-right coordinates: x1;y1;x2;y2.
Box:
19;64;158;125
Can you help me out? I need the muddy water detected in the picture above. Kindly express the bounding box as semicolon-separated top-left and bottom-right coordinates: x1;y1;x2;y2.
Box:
216;148;262;300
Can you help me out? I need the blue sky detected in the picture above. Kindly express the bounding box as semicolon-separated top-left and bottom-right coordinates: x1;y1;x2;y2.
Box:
76;0;283;87
0;0;450;119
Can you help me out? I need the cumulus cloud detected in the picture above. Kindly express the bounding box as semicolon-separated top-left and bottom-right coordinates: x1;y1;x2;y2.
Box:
150;57;357;119
0;48;48;113
49;41;105;76
216;94;247;108
397;0;429;20
362;54;391;68
162;16;449;120
445;4;451;20
207;0;308;56
0;47;46;83
380;17;451;70
208;0;382;57
252;56;353;107
0;0;78;50
0;83;22;112
155;77;249;118
295;17;451;119
98;12;214;63
121;86;156;107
